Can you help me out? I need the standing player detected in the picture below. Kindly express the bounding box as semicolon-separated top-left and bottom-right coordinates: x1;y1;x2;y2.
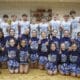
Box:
19;14;30;35
30;17;39;36
11;15;19;38
60;15;71;37
0;14;10;37
49;14;61;38
39;17;49;38
70;10;80;39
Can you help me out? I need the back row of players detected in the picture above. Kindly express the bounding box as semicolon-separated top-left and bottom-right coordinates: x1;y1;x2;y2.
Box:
0;10;80;77
0;10;80;39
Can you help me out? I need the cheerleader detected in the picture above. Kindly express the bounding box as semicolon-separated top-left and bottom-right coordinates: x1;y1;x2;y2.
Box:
38;31;48;70
5;39;19;74
59;43;69;75
5;28;18;48
46;43;59;75
75;32;80;50
77;48;80;78
69;43;80;77
19;39;29;74
0;29;6;73
49;30;60;49
19;28;30;46
60;30;72;49
29;30;39;68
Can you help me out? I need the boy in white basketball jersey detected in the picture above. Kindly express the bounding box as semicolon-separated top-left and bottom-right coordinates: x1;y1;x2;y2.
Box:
70;10;80;39
11;15;19;38
39;17;49;36
0;14;10;36
60;15;71;37
30;17;39;36
49;14;61;38
19;14;30;35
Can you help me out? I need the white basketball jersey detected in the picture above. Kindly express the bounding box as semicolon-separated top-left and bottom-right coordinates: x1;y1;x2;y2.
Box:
11;20;19;34
39;22;49;33
0;21;10;36
49;20;61;31
30;23;39;32
19;20;30;34
61;20;71;32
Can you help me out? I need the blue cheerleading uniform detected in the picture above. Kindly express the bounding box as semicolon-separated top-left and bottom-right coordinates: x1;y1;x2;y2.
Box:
49;36;60;49
59;49;70;74
4;36;18;47
60;37;71;49
38;38;49;65
18;34;30;46
0;37;6;62
75;37;80;50
77;53;80;75
19;46;29;64
69;50;80;74
29;37;39;63
46;50;59;72
6;46;19;69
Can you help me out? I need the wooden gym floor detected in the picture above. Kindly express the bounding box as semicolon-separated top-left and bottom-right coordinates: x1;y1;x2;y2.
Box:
0;69;80;80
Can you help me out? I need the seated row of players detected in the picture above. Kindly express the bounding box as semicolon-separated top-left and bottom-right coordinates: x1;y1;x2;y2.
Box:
0;10;80;39
0;27;80;77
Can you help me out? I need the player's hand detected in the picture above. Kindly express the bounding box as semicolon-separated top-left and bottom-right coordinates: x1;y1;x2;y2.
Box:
68;47;72;51
17;45;20;50
1;48;4;51
29;40;32;44
59;50;62;54
46;42;48;46
71;39;75;43
38;40;41;44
